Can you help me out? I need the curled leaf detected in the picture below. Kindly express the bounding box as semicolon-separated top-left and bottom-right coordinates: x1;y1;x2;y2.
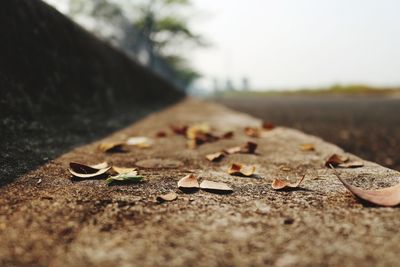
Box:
338;161;364;168
228;163;256;177
200;180;233;193
300;143;315;151
271;175;306;190
336;175;400;206
91;162;109;169
98;142;125;153
106;171;143;184
126;136;153;148
156;192;178;203
68;162;111;178
325;154;349;167
178;174;200;190
112;166;136;174
205;152;225;162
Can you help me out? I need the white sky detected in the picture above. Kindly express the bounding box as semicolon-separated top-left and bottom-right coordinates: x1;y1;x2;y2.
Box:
191;0;400;90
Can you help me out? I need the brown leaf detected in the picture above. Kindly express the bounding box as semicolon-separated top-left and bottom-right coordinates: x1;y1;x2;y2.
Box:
126;136;153;148
170;124;188;135
338;161;364;168
156;192;178;203
178;174;200;190
205;152;225;162
241;141;257;154
262;122;275;130
112;166;136;174
200;180;233;193
300;143;315;151
221;131;234;139
325;153;349;167
244;127;261;138
68;162;111;178
228;163;256;177
98;142;124;153
224;146;242;155
336;175;400;206
156;131;167;138
271;175;306;190
186;123;211;139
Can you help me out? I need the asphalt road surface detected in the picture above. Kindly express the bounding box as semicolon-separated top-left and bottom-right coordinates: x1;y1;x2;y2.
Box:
217;94;400;171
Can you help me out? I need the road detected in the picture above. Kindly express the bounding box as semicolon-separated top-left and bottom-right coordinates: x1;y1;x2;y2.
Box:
217;94;400;171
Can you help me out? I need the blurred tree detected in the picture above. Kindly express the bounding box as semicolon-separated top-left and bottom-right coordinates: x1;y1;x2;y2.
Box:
66;0;205;90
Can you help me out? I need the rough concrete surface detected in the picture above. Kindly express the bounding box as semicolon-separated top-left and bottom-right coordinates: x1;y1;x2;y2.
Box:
1;99;399;267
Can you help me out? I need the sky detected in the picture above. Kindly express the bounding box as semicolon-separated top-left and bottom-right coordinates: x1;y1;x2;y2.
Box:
190;0;400;90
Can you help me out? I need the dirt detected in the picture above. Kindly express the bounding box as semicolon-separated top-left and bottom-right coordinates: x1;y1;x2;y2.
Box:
218;94;400;171
1;99;399;267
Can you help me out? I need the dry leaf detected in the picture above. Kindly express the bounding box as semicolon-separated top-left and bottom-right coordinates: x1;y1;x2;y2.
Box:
170;124;188;135
336;175;400;206
200;180;233;193
126;136;153;148
244;127;261;138
106;171;143;184
205;152;225;162
325;154;349;167
300;143;315;151
156;192;178;203
91;162;109;169
68;162;111;178
271;175;306;190
186;123;211;139
221;131;234;139
241;141;257;154
262;122;275;130
338;161;364;168
156;131;167;138
112;166;136;174
178;174;200;190
224;146;242;155
98;142;124;153
228;163;256;177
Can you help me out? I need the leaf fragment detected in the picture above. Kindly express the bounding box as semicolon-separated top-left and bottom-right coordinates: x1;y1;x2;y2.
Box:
271;175;306;190
200;180;233;193
336;175;400;206
300;143;315;151
126;136;153;148
186;123;211;139
178;174;200;190
68;162;111;178
156;192;178;203
205;152;225;162
98;142;125;153
228;163;256;177
106;171;143;184
338;161;364;168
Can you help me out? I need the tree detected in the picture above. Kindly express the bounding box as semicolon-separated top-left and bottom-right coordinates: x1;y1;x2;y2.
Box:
64;0;204;90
